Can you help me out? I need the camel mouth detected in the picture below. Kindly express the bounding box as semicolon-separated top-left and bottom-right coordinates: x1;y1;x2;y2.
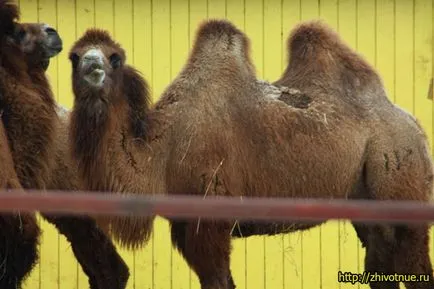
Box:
83;68;106;87
41;59;50;71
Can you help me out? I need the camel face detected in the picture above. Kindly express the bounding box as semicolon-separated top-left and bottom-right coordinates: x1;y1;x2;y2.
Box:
70;46;124;92
69;29;127;95
9;22;62;70
80;48;107;88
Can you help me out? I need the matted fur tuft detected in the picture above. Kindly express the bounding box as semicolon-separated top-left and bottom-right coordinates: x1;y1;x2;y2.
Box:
124;66;152;139
108;215;154;250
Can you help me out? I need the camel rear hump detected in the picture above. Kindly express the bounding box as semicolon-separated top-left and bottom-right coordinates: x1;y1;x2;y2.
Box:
276;20;387;110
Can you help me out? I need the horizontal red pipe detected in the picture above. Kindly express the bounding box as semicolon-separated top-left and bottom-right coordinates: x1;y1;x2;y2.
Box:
0;190;432;224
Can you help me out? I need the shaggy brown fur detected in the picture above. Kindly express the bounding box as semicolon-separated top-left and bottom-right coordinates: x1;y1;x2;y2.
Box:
0;1;129;288
69;19;434;289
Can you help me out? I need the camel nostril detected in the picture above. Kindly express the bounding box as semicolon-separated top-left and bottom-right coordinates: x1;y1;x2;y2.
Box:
44;27;57;35
89;62;103;70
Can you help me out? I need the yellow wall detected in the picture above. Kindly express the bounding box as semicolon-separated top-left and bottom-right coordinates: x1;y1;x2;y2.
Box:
16;0;433;288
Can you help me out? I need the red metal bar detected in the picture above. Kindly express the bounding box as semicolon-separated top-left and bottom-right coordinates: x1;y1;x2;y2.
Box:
0;189;432;224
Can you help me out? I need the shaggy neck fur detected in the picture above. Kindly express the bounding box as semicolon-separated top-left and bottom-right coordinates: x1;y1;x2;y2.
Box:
70;66;151;190
70;65;155;249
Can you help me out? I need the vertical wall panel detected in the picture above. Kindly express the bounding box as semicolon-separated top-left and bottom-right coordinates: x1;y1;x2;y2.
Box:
260;2;285;288
414;0;433;151
414;4;434;289
56;0;82;286
189;0;208;49
226;4;249;288
114;1;138;287
299;4;322;289
227;0;245;29
18;5;40;289
280;3;304;288
150;1;174;287
244;1;267;289
298;3;322;289
39;6;61;285
14;0;434;288
317;5;341;289
167;2;192;289
319;0;338;29
280;2;304;288
376;0;396;103
356;2;376;288
74;2;97;286
245;0;264;76
395;0;415;114
207;0;226;19
243;3;266;289
57;0;76;109
336;2;361;289
95;0;113;32
131;3;155;288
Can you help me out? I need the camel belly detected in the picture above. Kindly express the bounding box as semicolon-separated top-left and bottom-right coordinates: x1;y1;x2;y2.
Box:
229;126;368;200
230;221;323;238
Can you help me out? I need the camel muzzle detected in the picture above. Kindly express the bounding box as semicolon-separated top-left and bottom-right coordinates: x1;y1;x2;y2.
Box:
81;49;106;87
83;67;106;88
41;25;63;58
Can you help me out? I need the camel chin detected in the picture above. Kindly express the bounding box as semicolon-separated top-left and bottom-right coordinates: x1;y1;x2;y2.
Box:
84;69;105;87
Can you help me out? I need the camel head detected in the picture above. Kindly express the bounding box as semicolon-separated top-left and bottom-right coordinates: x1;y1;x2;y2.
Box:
69;29;150;132
69;29;126;95
12;23;63;71
0;0;62;72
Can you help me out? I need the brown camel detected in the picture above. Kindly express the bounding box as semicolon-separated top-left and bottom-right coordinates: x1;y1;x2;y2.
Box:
0;0;129;288
68;19;434;289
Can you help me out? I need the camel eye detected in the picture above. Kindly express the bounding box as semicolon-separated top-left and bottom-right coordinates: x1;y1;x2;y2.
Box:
109;53;121;69
14;28;26;41
69;53;80;69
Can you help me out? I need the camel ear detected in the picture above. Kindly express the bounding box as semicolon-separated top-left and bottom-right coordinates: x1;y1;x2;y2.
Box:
123;66;151;139
0;0;19;42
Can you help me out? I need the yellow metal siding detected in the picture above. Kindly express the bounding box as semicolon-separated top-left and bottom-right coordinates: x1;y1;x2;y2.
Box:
13;0;433;288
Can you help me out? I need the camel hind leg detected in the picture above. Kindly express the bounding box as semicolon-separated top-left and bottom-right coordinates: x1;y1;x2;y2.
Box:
354;142;434;289
353;223;433;289
170;219;235;289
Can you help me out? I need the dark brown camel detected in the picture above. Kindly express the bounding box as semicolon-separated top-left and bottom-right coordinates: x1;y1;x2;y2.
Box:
0;0;129;288
68;19;434;289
